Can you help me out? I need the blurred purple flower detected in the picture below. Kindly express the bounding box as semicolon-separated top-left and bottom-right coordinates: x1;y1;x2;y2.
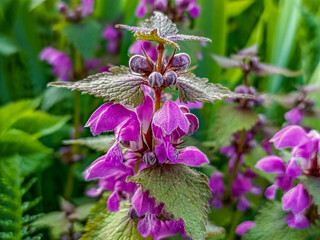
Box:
285;108;304;125
129;40;157;62
40;47;73;81
235;221;256;236
103;25;122;53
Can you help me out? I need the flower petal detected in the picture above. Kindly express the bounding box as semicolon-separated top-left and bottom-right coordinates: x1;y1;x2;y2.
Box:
282;183;311;214
175;146;209;166
107;191;120;212
270;125;309;149
255;156;285;174
235;221;256;236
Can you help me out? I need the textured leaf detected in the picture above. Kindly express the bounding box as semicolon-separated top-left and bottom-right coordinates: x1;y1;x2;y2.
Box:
127;164;210;240
63;19;102;59
63;136;115;152
176;72;253;104
300;176;320;214
116;11;211;49
214;104;258;146
12;111;69;138
212;55;241;69
48;66;147;107
81;201;144;240
246;201;308;240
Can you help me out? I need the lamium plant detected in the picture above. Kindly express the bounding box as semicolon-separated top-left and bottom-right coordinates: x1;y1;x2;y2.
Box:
49;12;253;239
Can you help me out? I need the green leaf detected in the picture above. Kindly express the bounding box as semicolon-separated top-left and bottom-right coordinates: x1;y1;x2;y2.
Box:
246;201;308;240
117;12;211;49
300;176;320;214
0;130;51;158
127;164;210;240
81;201;144;240
0;34;18;56
177;72;253;104
11;111;69;138
63;136;115;152
0;99;40;133
48;66;146;107
205;222;225;239
63;19;102;59
214;104;259;146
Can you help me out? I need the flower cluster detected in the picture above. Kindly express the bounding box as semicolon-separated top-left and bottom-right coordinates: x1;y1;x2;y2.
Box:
232;85;264;109
102;25;123;53
58;0;94;22
83;48;209;237
135;0;200;20
256;125;320;229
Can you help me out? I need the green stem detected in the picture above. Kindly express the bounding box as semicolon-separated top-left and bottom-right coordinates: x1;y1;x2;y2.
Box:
226;210;242;240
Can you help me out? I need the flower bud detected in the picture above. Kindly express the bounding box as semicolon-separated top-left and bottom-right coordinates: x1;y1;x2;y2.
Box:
129;55;153;74
143;151;157;165
171;53;191;71
128;207;139;220
148;71;163;88
163;71;178;85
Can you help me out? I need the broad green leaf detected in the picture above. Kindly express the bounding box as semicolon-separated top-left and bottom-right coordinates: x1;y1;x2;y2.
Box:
117;12;211;50
48;66;146;107
12;111;69;138
0;34;18;56
177;73;253;104
214;104;259;146
41;87;73;111
246;201;308;240
0;130;51;158
0;99;40;133
63;136;115;152
300;176;320;214
127;164;210;240
81;201;144;240
63;19;102;59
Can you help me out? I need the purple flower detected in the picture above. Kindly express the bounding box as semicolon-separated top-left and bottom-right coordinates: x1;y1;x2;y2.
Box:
235;221;256;236
282;183;311;214
255;156;285;174
174;146;209;166
129;40;157;62
285;108;304;125
102;25;122;53
270;125;309;149
286;212;310;229
209;171;224;208
40;47;72;81
81;0;94;17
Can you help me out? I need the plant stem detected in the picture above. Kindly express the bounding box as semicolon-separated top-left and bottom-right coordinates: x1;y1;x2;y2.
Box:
157;43;164;72
226;210;242;240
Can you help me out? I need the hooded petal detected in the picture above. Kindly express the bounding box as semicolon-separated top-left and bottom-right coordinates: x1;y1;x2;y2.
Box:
286;212;310;229
153;101;189;136
105;142;123;166
132;187;156;216
107;191;120;212
185;113;199;136
282;183;311;214
255;156;285;174
286;158;302;178
115;115;140;141
265;184;277;200
136;94;154;133
175;146;209;166
270;125;309;149
137;213;161;238
235;221;256;236
85;103;135;135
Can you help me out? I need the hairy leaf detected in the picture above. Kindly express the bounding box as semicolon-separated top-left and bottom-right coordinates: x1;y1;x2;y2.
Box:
63;136;115;152
81;201;143;240
127;164;210;240
177;72;253;104
116;11;211;49
214;104;258;146
48;66;147;107
246;201;308;240
300;176;320;214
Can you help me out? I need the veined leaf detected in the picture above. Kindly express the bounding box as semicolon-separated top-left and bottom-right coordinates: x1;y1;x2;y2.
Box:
300;176;320;214
81;201;144;240
127;164;210;240
12;111;69;138
48;66;147;107
117;11;211;49
214;104;258;146
63;136;115;152
177;72;253;104
246;201;308;240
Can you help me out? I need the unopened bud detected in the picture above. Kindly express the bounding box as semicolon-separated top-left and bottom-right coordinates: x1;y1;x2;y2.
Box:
163;71;177;86
129;55;153;74
148;71;163;88
143;151;157;165
128;207;139;220
171;53;191;71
